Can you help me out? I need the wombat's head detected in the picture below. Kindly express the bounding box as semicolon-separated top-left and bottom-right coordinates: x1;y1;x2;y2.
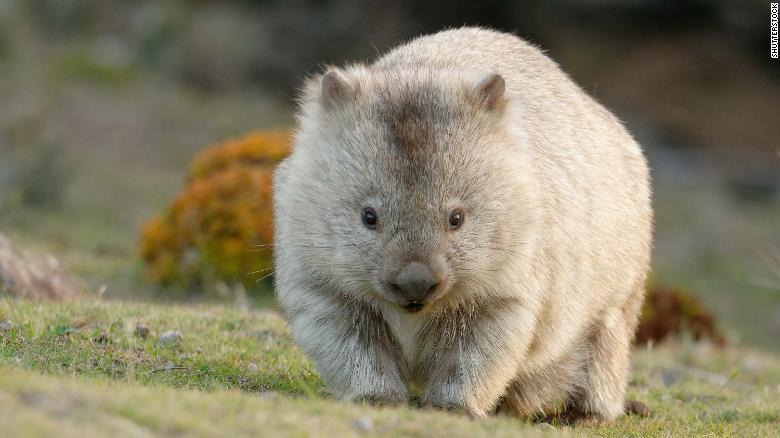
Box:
275;65;536;313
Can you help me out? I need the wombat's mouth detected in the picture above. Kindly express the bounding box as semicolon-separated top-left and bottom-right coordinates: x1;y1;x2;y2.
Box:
402;302;425;313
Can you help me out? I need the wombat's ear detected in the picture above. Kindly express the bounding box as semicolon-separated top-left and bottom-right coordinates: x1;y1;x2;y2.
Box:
320;68;355;108
473;73;506;111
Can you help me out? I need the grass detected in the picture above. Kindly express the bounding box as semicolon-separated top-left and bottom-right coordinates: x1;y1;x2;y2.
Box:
0;368;537;438
2;298;778;437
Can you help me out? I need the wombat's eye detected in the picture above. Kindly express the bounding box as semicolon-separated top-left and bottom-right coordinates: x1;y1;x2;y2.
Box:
448;208;464;230
362;207;378;230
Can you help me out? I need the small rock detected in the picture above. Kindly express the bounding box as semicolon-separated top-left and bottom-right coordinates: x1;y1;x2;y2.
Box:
163;360;175;371
660;369;681;387
537;423;556;431
158;330;182;346
352;416;374;433
742;356;762;374
0;319;12;333
247;362;258;372
135;323;150;339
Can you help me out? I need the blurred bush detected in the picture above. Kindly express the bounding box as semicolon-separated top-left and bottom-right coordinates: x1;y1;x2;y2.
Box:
51;45;137;87
140;130;289;293
0;143;71;210
636;286;725;346
1;109;73;210
0;26;9;65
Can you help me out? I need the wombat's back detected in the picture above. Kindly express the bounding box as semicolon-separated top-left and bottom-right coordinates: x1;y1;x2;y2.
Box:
378;27;572;94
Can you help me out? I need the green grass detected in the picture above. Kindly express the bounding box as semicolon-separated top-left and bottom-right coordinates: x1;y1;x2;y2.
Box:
1;298;778;437
0;299;318;396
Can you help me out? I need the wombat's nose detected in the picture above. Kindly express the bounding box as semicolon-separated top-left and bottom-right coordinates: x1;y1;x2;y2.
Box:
390;262;441;310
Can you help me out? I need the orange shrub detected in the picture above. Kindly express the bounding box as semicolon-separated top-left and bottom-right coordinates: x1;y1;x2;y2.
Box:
188;130;290;180
140;130;289;291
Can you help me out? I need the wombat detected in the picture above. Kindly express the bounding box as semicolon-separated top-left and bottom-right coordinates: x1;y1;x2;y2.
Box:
273;27;653;422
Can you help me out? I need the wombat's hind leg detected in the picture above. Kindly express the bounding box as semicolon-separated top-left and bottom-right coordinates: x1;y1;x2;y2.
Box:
572;304;637;422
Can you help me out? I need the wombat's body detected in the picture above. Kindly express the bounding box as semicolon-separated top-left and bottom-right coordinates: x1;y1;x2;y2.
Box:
273;27;653;421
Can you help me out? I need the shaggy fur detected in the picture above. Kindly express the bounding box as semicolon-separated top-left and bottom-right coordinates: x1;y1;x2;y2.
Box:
273;27;653;421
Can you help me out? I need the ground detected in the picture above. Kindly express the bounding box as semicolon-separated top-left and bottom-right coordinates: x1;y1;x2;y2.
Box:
2;298;778;437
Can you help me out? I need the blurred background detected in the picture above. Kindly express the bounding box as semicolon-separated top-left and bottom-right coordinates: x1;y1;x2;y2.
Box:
0;0;778;350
